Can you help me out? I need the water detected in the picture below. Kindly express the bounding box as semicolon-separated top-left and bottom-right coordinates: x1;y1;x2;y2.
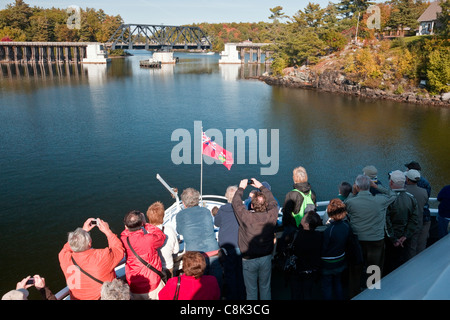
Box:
1;51;450;297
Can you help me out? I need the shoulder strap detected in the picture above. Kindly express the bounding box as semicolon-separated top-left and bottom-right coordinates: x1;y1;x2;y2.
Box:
71;256;104;285
291;189;315;227
126;237;165;279
173;275;181;300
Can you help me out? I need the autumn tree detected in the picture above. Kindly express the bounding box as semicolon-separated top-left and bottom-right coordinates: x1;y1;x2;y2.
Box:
427;47;450;94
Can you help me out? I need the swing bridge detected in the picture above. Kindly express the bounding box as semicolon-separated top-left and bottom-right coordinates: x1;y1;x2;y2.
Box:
105;24;212;51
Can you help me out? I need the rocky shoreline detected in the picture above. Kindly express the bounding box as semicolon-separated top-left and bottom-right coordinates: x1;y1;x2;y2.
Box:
257;69;450;107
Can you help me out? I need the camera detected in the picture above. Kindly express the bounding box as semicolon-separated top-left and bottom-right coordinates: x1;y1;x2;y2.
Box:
90;219;97;226
26;278;35;285
248;179;254;185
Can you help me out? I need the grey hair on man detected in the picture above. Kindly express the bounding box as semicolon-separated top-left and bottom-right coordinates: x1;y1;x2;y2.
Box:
101;279;130;300
355;174;371;191
225;185;238;203
293;166;308;184
181;188;200;208
68;228;92;252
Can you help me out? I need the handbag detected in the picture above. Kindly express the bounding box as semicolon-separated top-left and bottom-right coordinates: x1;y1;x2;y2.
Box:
126;237;168;284
283;230;300;274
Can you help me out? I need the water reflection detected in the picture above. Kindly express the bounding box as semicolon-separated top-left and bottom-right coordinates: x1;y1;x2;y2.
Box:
219;63;270;81
269;86;450;195
0;62;86;79
83;64;107;86
219;64;240;81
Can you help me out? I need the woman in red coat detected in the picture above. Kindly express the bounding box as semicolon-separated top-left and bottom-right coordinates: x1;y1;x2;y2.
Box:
120;210;166;300
158;251;220;300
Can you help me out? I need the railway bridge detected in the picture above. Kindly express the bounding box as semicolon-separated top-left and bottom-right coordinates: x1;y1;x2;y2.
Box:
105;24;212;51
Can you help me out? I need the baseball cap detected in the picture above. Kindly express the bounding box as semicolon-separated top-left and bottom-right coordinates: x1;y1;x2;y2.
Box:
406;169;421;181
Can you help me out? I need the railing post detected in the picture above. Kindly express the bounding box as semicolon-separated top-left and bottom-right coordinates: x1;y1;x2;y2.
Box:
5;46;11;62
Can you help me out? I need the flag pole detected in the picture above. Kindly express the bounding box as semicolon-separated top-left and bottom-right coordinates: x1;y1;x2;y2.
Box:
200;126;203;204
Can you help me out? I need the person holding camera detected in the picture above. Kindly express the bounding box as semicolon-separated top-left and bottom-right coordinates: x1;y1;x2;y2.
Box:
121;210;166;300
1;275;56;300
58;218;125;300
231;178;278;300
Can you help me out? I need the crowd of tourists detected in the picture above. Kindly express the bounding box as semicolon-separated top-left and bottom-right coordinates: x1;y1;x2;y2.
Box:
3;161;450;300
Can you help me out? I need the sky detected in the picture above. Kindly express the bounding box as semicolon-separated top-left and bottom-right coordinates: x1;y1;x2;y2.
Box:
2;0;338;25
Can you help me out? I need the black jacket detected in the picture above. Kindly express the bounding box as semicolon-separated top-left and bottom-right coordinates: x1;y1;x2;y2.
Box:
282;182;317;230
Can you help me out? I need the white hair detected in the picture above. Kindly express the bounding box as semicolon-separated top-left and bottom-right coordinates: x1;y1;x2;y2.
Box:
355;174;371;191
225;185;238;203
293;166;308;183
101;279;130;300
181;188;200;208
68;227;91;252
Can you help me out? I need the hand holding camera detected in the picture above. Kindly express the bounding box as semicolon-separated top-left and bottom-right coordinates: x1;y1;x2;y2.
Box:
239;178;263;190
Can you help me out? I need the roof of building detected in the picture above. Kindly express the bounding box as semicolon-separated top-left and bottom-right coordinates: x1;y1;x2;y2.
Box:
418;1;442;22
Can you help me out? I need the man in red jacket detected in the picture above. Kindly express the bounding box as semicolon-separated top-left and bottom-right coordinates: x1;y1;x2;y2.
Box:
120;210;166;300
58;218;125;300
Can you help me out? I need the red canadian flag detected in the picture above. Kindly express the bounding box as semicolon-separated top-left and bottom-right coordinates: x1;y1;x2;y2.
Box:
202;132;233;170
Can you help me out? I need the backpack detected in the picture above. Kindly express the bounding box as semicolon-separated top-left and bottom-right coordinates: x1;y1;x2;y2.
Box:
291;189;315;228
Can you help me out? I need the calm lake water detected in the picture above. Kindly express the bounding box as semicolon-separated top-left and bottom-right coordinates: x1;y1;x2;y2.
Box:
1;51;449;297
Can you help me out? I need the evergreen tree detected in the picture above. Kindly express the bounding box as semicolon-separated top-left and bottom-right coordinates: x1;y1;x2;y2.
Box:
436;0;450;38
268;6;288;23
2;0;33;30
29;14;50;41
387;0;425;32
292;2;325;30
337;0;373;18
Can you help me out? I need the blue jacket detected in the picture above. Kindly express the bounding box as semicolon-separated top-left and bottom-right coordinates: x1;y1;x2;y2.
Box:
176;206;219;253
322;221;349;260
214;203;239;248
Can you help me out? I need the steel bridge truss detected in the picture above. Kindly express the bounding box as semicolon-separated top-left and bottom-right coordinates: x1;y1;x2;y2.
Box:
106;24;212;51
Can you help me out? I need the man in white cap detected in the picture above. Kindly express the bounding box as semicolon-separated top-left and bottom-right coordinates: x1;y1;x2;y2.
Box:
384;170;418;275
405;169;429;257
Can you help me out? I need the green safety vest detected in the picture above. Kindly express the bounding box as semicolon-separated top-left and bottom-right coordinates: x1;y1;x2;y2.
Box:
291;189;315;227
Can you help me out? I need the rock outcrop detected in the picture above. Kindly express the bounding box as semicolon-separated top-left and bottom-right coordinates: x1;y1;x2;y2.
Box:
258;68;450;107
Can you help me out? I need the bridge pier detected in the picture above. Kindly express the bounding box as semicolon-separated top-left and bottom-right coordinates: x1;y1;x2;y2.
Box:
152;51;176;64
219;42;273;64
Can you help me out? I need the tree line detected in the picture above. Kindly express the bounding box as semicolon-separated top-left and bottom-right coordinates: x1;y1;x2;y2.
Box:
0;0;122;42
